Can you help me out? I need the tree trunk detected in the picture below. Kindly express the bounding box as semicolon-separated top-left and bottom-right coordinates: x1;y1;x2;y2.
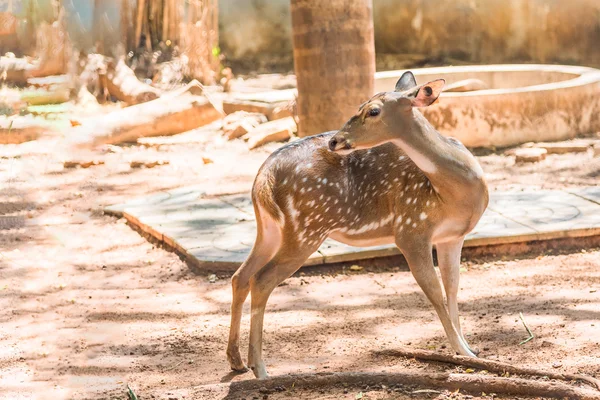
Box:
290;0;375;137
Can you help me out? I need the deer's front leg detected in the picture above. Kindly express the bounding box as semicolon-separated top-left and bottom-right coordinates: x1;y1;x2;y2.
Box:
436;238;477;355
399;240;476;357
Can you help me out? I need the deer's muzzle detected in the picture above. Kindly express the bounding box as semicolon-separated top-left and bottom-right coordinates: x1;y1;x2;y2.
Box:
328;134;353;152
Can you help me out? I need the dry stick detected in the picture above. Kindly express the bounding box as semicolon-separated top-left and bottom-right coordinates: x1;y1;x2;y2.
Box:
519;312;535;345
376;348;600;390
219;371;600;400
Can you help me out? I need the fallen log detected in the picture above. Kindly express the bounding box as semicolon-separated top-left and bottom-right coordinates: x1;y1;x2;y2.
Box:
205;371;600;400
27;74;69;90
0;57;36;85
246;116;296;149
222;111;267;140
105;59;161;105
515;147;547;163
72;80;223;146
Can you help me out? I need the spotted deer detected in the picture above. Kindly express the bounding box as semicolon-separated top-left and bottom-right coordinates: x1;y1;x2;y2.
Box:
227;71;489;379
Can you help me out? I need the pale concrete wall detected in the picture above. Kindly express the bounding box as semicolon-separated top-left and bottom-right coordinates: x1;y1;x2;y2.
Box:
219;0;292;70
219;0;600;71
376;65;600;148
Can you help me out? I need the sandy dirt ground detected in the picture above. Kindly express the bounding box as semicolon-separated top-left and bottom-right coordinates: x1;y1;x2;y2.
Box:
1;122;600;400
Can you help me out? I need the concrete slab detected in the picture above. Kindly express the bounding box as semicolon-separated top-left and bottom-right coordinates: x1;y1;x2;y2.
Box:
105;187;600;272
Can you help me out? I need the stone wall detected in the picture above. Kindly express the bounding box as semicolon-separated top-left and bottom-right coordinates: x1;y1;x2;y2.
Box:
219;0;600;72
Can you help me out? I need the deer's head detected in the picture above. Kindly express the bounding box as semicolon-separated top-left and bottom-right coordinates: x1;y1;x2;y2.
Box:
328;72;445;153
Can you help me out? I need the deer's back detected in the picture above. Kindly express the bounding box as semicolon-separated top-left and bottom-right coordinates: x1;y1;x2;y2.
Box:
252;132;446;247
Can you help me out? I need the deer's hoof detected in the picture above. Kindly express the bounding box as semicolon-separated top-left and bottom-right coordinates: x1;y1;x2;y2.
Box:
227;350;248;372
230;364;249;373
250;365;269;379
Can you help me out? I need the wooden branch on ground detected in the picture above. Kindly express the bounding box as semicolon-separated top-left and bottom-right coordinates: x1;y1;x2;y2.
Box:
217;371;600;400
0;57;36;85
105;59;161;105
72;80;222;146
376;348;600;390
246;116;296;149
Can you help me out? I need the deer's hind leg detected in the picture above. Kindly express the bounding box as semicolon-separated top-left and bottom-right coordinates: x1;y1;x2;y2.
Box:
436;238;477;354
227;208;281;371
247;235;325;379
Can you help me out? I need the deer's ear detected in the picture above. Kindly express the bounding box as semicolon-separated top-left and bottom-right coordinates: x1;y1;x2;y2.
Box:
394;71;417;92
409;79;445;107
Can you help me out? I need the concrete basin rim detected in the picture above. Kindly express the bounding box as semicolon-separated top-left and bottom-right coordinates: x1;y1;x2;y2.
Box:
375;64;600;97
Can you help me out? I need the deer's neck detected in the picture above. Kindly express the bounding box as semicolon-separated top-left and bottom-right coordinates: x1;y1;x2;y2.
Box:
391;111;484;197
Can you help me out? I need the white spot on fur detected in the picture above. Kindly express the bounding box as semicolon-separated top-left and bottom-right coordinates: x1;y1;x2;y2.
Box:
286;195;300;235
420;212;427;220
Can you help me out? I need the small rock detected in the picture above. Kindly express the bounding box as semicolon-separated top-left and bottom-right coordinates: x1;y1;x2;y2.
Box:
246;117;296;150
552;362;562;368
258;386;269;394
222;111;267;140
533;140;591;154
208;274;217;283
515;148;547;163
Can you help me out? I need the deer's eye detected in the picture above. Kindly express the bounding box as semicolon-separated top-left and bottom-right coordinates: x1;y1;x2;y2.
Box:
367;108;381;117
